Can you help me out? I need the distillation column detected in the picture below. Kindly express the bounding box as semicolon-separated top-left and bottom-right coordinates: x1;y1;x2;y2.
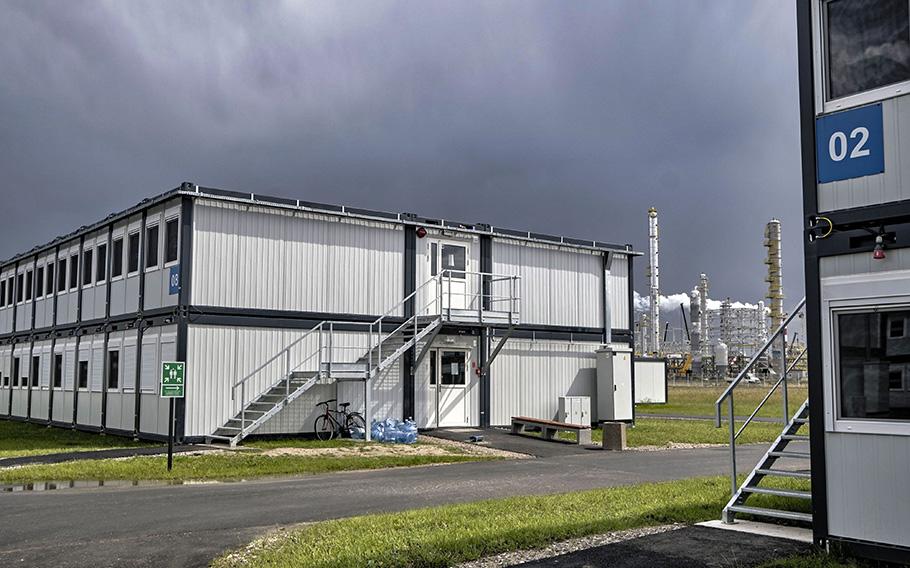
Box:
647;207;660;355
764;219;784;331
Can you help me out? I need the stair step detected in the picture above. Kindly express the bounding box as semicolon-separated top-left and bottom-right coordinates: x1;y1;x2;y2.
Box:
216;426;241;432
769;451;811;459
781;434;809;441
792;418;809;424
726;505;812;523
741;486;812;500
755;468;812;479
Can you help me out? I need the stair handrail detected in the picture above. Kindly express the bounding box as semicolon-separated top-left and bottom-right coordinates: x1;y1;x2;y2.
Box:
231;320;326;397
714;296;806;497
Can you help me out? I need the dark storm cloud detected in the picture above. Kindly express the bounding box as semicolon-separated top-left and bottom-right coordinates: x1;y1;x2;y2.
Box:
0;0;803;304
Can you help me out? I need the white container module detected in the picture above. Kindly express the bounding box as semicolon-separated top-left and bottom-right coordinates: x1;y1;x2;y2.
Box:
633;358;667;404
558;396;591;426
596;346;633;421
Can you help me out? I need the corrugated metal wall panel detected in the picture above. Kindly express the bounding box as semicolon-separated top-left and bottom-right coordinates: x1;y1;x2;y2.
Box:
608;253;629;330
0;345;10;414
192;199;404;316
489;339;600;426
185;324;402;437
818;96;910;212
492;238;604;328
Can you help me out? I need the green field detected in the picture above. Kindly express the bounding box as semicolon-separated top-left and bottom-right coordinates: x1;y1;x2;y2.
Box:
213;475;811;568
625;418;789;447
637;384;809;421
0;419;152;459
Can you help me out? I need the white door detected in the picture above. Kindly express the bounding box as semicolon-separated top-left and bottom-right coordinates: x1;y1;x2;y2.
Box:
430;349;471;427
429;241;469;313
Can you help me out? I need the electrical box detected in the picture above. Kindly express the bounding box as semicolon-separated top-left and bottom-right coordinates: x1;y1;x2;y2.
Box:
596;346;633;421
558;396;591;426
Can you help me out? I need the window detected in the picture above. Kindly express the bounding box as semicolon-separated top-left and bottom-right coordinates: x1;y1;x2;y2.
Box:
165;218;179;263
36;266;44;297
96;243;107;283
45;263;54;296
25;270;32;301
128;232;140;273
440;351;466;386
69;254;78;289
440;245;466;279
78;360;88;389
890;316;905;338
53;354;63;388
2;375;7;387
82;249;93;286
12;358;19;387
430;350;437;385
0;280;5;308
7;277;13;305
838;309;910;420
430;243;438;277
31;356;40;387
16;273;23;302
57;259;67;292
112;237;124;278
107;350;120;389
146;225;159;269
826;0;910;100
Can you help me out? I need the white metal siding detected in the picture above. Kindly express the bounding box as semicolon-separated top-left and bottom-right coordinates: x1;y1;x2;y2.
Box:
489;339;603;426
192;199;404;316
492;238;604;329
0;344;11;415
0;266;14;335
607;253;630;330
185;324;403;437
818;96;910;212
138;326;177;436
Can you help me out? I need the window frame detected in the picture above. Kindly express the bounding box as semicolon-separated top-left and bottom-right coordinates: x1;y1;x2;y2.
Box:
111;236;124;280
15;273;24;304
107;349;120;391
77;359;89;390
814;0;910;113
145;224;160;271
45;262;54;298
57;258;67;293
82;248;93;288
53;353;63;389
0;278;5;308
25;269;33;302
6;276;13;305
96;243;107;284
69;254;79;291
36;265;44;298
127;231;141;275
30;355;39;388
12;357;19;388
164;216;180;266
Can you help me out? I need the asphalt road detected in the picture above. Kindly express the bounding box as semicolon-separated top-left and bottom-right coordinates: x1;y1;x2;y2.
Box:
0;445;767;568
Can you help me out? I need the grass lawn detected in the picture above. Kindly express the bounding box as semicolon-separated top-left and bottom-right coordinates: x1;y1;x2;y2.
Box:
637;385;809;420
0;419;152;459
213;475;812;568
759;553;870;568
551;418;792;447
0;436;496;484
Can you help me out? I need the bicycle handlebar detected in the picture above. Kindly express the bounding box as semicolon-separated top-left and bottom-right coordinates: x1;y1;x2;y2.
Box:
317;399;337;407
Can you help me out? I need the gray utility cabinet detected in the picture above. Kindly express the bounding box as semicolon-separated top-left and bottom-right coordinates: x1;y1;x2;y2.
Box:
596;346;633;421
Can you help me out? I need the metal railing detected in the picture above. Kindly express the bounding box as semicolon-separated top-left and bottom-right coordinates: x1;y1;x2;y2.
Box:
715;297;806;497
227;270;521;442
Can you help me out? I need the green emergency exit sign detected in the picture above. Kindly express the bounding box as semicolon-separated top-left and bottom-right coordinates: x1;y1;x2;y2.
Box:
161;361;186;398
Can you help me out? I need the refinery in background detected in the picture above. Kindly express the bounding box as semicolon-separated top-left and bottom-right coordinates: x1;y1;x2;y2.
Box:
635;210;806;383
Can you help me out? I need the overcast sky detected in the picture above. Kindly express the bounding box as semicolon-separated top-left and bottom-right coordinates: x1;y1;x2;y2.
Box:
0;1;804;305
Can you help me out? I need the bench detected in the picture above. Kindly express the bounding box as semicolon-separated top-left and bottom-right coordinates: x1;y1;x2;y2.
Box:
511;416;592;445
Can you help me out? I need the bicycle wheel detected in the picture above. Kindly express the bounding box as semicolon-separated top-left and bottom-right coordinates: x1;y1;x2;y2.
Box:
314;415;336;441
345;412;366;437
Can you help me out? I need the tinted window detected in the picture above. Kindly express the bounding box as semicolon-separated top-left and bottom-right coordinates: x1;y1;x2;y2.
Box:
0;280;5;307
7;277;13;304
58;258;67;292
838;310;910;420
53;354;63;388
430;243;438;276
25;270;32;301
16;273;23;302
82;249;93;286
440;351;466;385
146;225;159;269
31;356;39;387
107;350;119;389
78;361;89;389
128;232;140;273
45;263;54;295
96;243;107;283
12;358;19;387
69;254;79;289
827;0;910;100
165;218;179;263
36;266;44;297
112;238;124;277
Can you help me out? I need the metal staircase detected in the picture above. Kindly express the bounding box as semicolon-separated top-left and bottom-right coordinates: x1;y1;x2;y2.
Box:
716;298;813;526
210;270;519;446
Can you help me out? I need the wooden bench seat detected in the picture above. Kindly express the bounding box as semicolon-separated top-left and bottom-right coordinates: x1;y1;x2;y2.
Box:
511;416;592;445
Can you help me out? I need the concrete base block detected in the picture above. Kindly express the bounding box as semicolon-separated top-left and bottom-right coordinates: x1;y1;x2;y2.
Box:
601;421;627;450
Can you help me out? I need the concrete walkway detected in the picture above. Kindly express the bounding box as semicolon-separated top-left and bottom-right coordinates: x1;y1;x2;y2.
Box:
0;444;768;568
515;525;811;567
427;427;599;457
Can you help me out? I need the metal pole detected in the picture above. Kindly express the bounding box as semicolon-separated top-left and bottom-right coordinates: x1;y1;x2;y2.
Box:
285;349;290;399
167;398;175;471
781;333;789;424
478;272;483;322
728;394;736;498
241;381;246;434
